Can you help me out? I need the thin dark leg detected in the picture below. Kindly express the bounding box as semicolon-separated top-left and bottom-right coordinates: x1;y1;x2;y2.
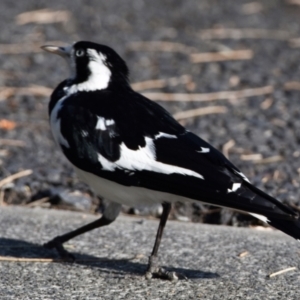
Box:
44;202;121;260
150;203;171;257
145;203;178;280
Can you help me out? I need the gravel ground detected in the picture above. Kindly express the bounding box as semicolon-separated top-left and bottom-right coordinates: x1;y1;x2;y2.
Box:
1;0;300;225
1;206;300;300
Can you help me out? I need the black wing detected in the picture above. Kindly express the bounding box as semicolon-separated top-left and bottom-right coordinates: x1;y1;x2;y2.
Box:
57;91;297;221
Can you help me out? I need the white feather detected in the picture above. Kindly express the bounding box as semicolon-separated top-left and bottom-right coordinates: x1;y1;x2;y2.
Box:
197;147;210;153
250;213;270;223
74;166;198;206
227;183;241;193
50;96;70;148
155;132;177;139
98;137;204;180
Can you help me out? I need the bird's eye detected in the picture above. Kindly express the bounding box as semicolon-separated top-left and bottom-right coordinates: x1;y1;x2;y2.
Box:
75;49;85;57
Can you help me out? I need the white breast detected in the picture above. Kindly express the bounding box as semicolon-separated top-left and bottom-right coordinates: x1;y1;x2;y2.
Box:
50;96;70;148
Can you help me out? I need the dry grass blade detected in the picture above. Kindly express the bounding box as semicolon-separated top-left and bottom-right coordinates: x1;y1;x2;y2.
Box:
222;139;235;159
199;28;291;41
26;197;50;208
253;155;283;165
240;154;263;161
0;41;63;54
284;81;300;90
16;8;71;25
0;169;33;189
269;267;297;278
132;79;167;91
0;43;42;54
0;139;26;147
190;49;253;63
0;85;52;100
0;256;63;262
238;251;249;258
142;86;273;102
132;75;192;91
286;0;300;5
0;189;4;206
173;106;227;121
241;2;264;15
126;41;197;54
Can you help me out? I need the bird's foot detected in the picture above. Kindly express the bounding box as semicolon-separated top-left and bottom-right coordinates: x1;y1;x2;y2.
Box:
43;237;75;262
145;255;179;281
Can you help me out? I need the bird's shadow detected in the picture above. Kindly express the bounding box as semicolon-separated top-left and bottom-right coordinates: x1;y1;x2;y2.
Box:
0;237;219;280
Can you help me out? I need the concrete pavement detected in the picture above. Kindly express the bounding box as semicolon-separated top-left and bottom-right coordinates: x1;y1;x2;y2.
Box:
0;206;300;299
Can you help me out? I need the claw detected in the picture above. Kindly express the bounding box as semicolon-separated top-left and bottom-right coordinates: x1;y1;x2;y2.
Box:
145;255;180;281
43;238;75;262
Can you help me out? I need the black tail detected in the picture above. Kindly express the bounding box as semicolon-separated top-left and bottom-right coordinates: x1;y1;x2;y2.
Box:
240;182;300;240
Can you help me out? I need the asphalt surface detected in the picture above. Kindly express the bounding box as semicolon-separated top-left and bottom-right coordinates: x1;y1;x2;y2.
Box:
0;206;299;299
2;0;300;225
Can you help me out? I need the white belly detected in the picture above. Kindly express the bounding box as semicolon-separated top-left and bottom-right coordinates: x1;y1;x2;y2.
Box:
74;167;194;207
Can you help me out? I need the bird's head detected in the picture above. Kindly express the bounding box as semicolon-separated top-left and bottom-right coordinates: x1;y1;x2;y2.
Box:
42;41;130;92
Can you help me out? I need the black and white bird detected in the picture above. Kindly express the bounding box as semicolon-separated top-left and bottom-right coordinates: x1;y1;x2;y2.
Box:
42;41;300;280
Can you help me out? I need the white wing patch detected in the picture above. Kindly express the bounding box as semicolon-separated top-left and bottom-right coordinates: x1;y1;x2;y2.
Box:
197;147;210;153
155;132;177;139
233;169;250;183
227;183;241;193
50;96;70;148
98;137;204;179
66;49;111;94
250;213;270;223
96;117;115;131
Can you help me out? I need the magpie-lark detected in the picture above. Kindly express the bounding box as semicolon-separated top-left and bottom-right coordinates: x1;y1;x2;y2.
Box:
42;41;300;280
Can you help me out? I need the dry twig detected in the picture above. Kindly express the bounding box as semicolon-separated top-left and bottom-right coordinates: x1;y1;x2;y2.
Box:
269;267;297;278
0;41;63;54
26;197;50;208
253;155;283;165
0;139;26;147
142;86;273;102
16;9;71;25
0;189;4;206
240;154;263;161
190;49;253;63
0;169;33;189
289;38;300;48
284;81;300;90
222;139;235;159
286;0;300;6
199;28;291;41
238;251;249;258
127;41;197;54
132;75;192;91
0;85;52;100
241;2;264;15
173;106;227;121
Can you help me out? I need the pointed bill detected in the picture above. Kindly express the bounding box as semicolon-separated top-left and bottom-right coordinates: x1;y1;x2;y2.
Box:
41;45;72;58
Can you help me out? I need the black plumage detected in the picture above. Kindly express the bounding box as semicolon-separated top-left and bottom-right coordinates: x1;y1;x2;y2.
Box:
42;41;300;280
